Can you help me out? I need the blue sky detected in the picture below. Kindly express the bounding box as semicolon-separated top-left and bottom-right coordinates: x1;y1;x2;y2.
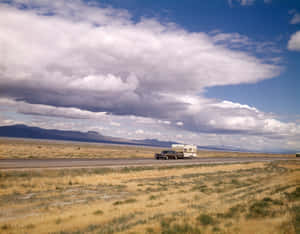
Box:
0;0;299;152
99;0;300;116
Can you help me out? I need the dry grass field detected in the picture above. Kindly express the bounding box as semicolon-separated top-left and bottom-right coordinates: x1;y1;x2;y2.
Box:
0;160;299;234
0;138;163;159
0;138;294;159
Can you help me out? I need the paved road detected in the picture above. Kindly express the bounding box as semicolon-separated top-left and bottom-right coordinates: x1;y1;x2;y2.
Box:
0;157;298;170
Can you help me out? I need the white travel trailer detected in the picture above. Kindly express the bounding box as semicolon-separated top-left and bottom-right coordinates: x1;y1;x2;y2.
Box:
172;144;197;157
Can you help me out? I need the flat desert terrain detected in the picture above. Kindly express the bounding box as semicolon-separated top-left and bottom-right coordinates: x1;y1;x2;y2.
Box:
0;138;295;159
0;161;299;234
0;138;299;234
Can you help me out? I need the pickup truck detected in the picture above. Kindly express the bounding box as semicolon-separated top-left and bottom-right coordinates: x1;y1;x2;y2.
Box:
155;150;184;160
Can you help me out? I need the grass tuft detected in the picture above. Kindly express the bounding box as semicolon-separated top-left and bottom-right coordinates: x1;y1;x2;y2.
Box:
246;198;273;218
149;195;157;200
55;218;62;224
291;205;300;234
26;224;35;229
285;187;300;201
197;214;214;226
93;209;104;215
146;227;155;233
113;198;137;206
217;204;245;219
160;220;201;234
1;224;11;230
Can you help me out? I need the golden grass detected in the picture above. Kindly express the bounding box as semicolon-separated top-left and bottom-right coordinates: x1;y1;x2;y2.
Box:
0;137;294;159
0;160;299;234
0;138;163;159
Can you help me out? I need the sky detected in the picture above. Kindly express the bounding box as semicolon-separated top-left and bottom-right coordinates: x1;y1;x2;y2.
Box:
0;0;299;153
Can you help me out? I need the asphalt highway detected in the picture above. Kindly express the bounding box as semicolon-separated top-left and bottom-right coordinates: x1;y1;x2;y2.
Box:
0;157;298;170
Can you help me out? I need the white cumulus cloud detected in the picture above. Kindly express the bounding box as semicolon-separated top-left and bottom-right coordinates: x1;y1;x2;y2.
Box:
288;31;300;51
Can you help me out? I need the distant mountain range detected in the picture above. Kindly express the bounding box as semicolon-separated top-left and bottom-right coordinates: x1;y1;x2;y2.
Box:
1;124;289;153
0;124;178;148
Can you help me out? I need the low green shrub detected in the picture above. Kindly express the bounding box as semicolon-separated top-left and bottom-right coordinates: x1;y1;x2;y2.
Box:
197;214;214;226
246;198;274;218
93;209;103;215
